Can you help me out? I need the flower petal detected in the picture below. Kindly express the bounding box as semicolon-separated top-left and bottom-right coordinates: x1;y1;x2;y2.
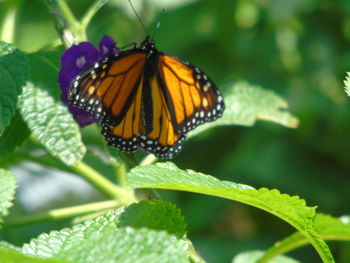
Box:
99;35;120;58
58;36;119;127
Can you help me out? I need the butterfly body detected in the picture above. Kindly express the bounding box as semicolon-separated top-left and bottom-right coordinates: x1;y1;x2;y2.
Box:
68;37;224;158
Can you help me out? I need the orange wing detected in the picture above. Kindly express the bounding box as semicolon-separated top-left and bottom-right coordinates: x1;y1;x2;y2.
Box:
101;62;186;158
69;52;146;126
136;73;186;158
158;54;224;134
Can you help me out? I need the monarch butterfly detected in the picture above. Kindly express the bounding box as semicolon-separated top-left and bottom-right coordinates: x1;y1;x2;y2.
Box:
68;36;225;158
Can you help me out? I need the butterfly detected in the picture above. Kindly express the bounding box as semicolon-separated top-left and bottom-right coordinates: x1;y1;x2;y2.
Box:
68;36;225;158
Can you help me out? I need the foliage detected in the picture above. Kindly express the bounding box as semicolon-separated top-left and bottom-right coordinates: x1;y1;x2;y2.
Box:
189;81;299;137
0;0;349;263
0;169;16;229
18;83;85;166
0;41;30;135
127;162;332;262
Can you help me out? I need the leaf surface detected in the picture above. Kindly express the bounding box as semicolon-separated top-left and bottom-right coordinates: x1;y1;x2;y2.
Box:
127;162;334;263
23;209;123;257
118;200;187;237
18;83;85;165
0;169;16;229
54;227;190;263
190;82;299;137
0;41;30;135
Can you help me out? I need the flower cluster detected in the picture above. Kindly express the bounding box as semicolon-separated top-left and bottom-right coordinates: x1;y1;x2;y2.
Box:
58;35;119;127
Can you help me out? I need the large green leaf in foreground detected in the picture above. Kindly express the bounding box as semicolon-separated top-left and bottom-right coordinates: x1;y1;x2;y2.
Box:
23;208;189;263
0;41;30;135
18;83;85;166
118;200;187;237
127;162;334;263
23;209;123;257
54;228;189;263
189;82;299;137
0;169;16;229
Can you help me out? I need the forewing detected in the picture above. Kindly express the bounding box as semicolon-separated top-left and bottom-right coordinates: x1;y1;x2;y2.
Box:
158;54;225;134
68;52;146;126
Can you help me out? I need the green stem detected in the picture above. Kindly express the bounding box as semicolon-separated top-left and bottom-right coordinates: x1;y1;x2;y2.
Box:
187;240;207;263
111;158;127;187
56;0;77;29
105;147;133;186
46;0;85;46
0;0;22;43
69;161;137;204
28;137;137;204
3;200;120;229
80;0;108;31
140;154;158;166
257;233;350;263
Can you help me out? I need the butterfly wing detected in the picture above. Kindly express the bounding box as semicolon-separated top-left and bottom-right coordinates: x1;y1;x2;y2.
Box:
157;54;225;134
68;51;147;153
68;51;146;127
100;54;187;159
132;53;225;158
137;70;186;158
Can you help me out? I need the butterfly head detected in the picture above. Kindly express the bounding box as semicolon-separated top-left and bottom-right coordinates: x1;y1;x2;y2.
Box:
140;36;157;56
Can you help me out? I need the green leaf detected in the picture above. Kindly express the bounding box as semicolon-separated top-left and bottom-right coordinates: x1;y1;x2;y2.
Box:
0;41;31;135
54;227;190;263
18;83;85;166
0;169;16;229
127;162;334;263
23;209;123;258
314;214;350;239
28;48;63;99
189;82;299;137
258;213;350;262
0;110;30;159
232;251;300;263
344;72;350;97
23;207;189;263
0;248;64;263
118;200;187;237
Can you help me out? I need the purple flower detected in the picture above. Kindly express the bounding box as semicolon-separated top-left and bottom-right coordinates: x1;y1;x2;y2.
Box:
58;35;119;127
99;35;119;58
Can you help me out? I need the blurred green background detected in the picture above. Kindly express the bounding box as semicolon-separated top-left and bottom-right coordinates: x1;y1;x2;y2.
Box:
1;0;350;262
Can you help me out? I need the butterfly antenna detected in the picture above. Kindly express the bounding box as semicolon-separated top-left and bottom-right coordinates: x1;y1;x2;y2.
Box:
152;8;165;40
128;0;148;36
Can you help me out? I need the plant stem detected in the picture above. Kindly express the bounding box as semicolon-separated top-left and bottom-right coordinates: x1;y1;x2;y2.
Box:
56;0;77;29
28;136;137;204
140;154;158;166
46;0;85;46
0;0;22;43
80;0;108;31
69;161;137;204
111;158;127;187
3;200;120;229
